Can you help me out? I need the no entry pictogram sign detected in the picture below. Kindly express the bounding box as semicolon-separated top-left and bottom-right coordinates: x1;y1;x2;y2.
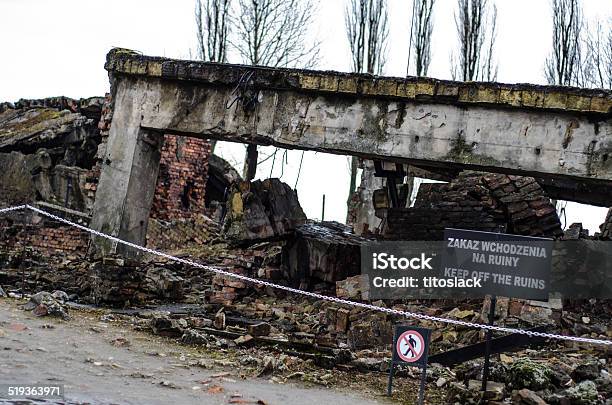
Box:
392;325;430;367
396;330;425;362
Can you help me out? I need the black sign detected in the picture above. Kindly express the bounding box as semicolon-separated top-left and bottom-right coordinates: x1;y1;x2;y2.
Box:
442;228;553;300
392;325;430;367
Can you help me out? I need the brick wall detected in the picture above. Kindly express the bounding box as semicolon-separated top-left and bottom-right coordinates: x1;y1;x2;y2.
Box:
0;215;89;256
383;172;563;240
151;135;211;221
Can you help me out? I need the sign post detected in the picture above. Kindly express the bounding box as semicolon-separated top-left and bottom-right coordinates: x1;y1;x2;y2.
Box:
387;325;431;404
481;294;496;391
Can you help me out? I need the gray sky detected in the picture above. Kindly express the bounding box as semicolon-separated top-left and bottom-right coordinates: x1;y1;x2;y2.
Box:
1;0;610;232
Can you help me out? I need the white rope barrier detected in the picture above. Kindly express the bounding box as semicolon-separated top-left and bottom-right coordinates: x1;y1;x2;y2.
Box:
1;203;611;346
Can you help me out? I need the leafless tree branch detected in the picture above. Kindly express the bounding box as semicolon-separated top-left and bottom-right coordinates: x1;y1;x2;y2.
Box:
408;0;435;77
582;18;612;89
544;0;584;86
451;0;498;81
195;0;231;63
231;0;320;68
345;0;389;75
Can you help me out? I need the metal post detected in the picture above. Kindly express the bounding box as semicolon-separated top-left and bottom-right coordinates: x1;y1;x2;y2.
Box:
386;361;395;396
417;365;427;405
321;194;326;221
482;225;505;392
481;294;497;391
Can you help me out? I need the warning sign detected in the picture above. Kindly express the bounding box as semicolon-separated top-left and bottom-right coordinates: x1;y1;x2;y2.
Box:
392;326;430;366
441;228;553;300
397;330;425;362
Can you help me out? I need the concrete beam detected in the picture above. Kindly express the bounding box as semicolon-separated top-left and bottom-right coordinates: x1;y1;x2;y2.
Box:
90;49;612;256
105;49;612;186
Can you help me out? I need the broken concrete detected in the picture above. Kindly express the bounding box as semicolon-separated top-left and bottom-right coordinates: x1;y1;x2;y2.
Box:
282;221;371;288
222;178;306;243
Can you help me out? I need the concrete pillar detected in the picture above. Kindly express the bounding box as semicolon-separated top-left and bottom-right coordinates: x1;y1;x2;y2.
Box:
352;160;383;234
89;79;164;258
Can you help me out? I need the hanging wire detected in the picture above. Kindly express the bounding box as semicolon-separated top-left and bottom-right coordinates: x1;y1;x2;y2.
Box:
294;150;306;189
268;148;278;178
258;149;278;165
279;149;289;179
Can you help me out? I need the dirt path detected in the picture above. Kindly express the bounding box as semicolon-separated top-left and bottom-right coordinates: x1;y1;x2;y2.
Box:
0;298;390;405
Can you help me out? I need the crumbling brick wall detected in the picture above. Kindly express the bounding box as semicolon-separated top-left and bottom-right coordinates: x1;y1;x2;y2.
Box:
0;214;89;257
1;95;212;256
601;208;612;239
384;172;563;240
151;135;211;221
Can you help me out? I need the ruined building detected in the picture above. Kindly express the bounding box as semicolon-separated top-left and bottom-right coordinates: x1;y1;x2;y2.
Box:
0;96;234;257
1;48;611;299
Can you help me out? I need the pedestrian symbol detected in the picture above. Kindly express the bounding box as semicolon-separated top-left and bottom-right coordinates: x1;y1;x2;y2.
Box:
396;330;425;362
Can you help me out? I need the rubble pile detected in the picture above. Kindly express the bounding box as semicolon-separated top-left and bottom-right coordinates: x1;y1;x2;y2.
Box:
90;257;187;306
145;214;221;251
282;221;372;288
100;293;609;403
447;355;610;404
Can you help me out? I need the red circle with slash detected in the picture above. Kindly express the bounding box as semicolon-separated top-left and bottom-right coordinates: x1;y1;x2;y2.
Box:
396;330;425;362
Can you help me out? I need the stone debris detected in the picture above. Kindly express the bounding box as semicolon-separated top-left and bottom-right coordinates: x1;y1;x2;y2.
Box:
23;291;70;320
247;322;271;337
90;258;186;306
335;275;367;300
512;388;548;405
149;315;187;338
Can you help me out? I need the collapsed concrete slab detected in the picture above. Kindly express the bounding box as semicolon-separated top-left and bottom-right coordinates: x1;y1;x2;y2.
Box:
223;178;306;243
282;221;371;288
0;98;103;210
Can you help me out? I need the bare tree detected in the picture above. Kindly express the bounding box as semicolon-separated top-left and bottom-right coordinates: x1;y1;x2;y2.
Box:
451;0;498;81
195;0;231;63
345;0;389;209
232;0;320;68
408;0;435;77
231;0;320;179
345;0;389;75
545;0;584;86
195;0;231;153
582;19;612;89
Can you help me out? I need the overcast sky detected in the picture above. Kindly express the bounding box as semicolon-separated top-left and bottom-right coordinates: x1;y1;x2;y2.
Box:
1;0;610;232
